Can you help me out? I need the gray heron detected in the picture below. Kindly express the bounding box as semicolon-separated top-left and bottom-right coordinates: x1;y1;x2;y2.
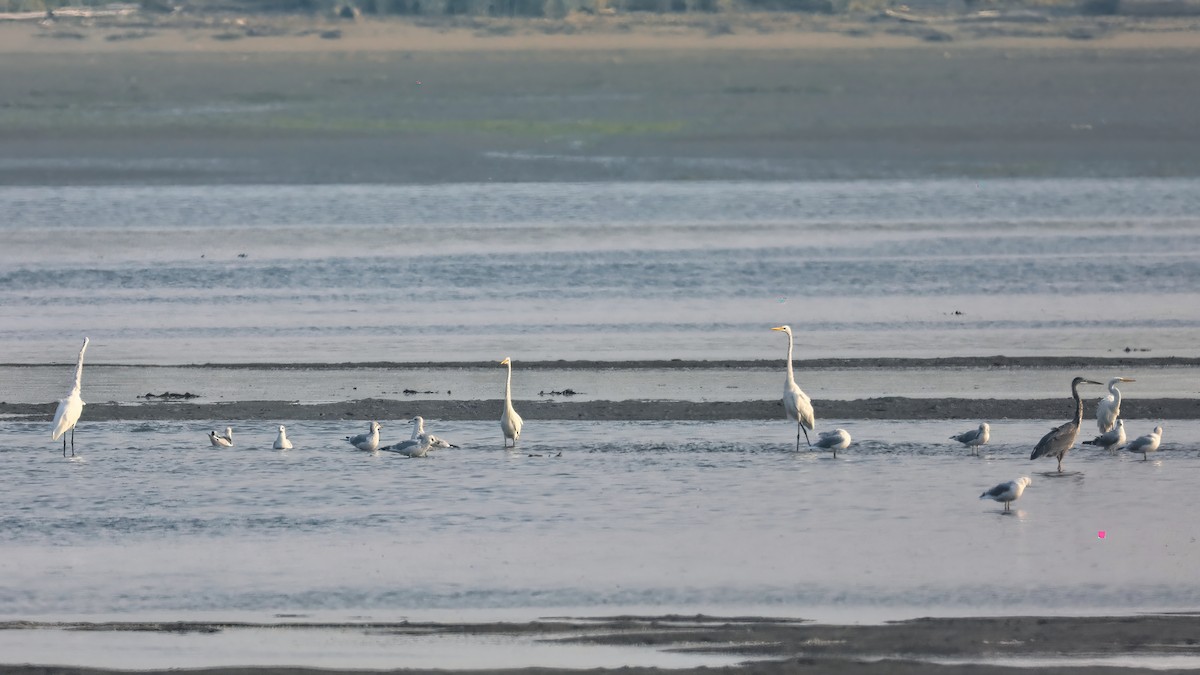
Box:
1030;376;1102;473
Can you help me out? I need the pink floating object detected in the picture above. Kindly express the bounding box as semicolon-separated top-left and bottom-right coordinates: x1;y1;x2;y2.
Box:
1098;531;1107;539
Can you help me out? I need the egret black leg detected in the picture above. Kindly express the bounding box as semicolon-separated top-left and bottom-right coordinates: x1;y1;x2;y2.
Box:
70;426;76;456
62;437;67;457
800;424;811;448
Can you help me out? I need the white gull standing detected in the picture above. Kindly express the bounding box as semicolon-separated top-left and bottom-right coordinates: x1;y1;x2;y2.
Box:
1127;425;1163;461
347;421;382;452
1082;419;1126;453
815;428;851;458
950;422;990;455
980;476;1032;512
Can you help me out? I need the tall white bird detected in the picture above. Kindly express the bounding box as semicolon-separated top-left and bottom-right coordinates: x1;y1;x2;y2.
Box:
1082;419;1126;453
273;425;293;450
50;337;89;457
1127;425;1163;461
410;415;457;449
347;421;382;452
381;433;434;458
815;428;851;458
950;422;991;455
771;325;814;450
979;476;1032;512
1031;376;1102;473
500;357;523;448
208;426;233;447
1097;377;1135;433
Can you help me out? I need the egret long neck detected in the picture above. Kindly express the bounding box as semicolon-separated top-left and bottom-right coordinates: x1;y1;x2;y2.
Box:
504;362;514;409
784;333;796;385
1108;381;1122;405
71;340;88;394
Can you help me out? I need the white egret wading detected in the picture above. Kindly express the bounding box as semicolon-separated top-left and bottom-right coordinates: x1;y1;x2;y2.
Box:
1030;376;1102;473
1127;425;1163;460
274;425;293;450
980;476;1032;512
347;421;382;452
50;337;89;457
410;415;457;448
500;357;523;448
950;422;991;455
1082;419;1126;453
208;426;233;447
815;428;851;458
1097;377;1135;433
771;325;814;451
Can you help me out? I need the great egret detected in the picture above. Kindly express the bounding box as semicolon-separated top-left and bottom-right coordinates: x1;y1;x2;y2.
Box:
770;325;814;450
381;433;434;458
500;357;523;448
1097;377;1135;433
347;421;382;452
950;422;991;455
979;476;1032;512
1127;425;1163;461
1082;419;1126;453
50;337;89;457
815;428;851;458
273;425;293;450
410;415;457;448
208;429;233;447
1031;376;1102;473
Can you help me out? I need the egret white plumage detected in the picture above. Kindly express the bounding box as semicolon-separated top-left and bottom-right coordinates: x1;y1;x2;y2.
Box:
1082;419;1126;453
50;337;89;457
410;415;457;448
771;325;814;451
1127;425;1163;461
815;428;851;458
1097;377;1135;433
381;433;434;458
500;357;523;448
347;421;382;452
950;422;991;455
1031;376;1102;473
273;425;293;450
979;476;1031;512
208;426;233;447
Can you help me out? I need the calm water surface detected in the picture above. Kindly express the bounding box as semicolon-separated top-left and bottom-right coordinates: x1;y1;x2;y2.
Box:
2;419;1198;623
2;179;1199;364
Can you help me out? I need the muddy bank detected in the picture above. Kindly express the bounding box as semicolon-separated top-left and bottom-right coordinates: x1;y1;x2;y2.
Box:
3;614;1200;674
2;396;1196;421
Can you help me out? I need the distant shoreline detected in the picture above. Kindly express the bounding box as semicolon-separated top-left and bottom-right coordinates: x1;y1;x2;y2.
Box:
4;614;1200;674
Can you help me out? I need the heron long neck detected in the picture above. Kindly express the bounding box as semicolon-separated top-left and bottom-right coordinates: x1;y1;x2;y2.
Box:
1071;381;1085;427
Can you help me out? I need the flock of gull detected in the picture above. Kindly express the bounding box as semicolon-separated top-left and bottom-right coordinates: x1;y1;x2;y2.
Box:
49;330;1168;512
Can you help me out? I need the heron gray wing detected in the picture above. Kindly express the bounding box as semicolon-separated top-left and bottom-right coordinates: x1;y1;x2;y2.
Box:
1031;421;1073;459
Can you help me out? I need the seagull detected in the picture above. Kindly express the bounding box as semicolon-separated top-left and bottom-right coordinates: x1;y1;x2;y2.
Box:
380;433;434;458
273;425;293;450
347;421;382;452
979;476;1032;512
815;428;851;458
500;357;523;448
1127;425;1163;461
209;427;233;448
1097;377;1135;433
1082;419;1126;453
950;422;991;455
50;337;89;457
410;416;457;448
1031;376;1102;473
771;325;814;450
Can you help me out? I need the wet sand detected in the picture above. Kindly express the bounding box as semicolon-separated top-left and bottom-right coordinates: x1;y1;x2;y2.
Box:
3;14;1200;185
4;614;1200;673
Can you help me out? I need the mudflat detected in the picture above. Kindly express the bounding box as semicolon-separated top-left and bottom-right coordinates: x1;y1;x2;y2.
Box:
3;13;1200;185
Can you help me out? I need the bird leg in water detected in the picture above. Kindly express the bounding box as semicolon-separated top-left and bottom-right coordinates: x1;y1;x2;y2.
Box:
70;427;76;456
798;423;811;450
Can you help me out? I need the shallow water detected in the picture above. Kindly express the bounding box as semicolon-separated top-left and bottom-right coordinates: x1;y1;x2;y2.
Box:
3;419;1198;624
2;179;1200;364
